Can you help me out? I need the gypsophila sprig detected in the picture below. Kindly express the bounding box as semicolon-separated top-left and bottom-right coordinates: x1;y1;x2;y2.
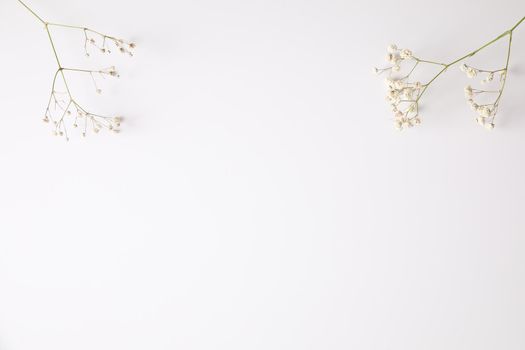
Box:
18;0;135;141
375;44;427;130
375;16;525;131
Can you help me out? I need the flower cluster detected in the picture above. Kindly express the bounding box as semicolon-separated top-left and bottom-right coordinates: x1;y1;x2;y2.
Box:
384;78;422;130
18;0;135;141
44;102;123;139
43;67;124;140
41;23;135;140
381;44;414;72
83;28;136;57
461;64;507;130
375;44;425;131
89;66;121;94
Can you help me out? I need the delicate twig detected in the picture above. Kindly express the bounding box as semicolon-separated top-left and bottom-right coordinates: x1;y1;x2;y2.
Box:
17;0;134;140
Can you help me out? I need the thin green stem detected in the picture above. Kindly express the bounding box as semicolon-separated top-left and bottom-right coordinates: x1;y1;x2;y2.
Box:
448;31;510;67
415;15;525;103
63;68;99;73
511;16;525;31
47;22;117;41
17;0;45;23
401;61;419;80
45;69;61;111
415;58;447;66
17;1;75;100
47;23;86;31
43;25;73;98
44;25;61;68
494;32;513;107
418;31;510;101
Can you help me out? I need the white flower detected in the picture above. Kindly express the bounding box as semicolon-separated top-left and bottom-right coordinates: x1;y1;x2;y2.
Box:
485;123;495;130
460;64;479;78
476;116;485;125
393;80;405;90
467;67;477;78
400;49;413;59
394;120;403;130
386;52;401;65
403;88;414;99
486;72;494;82
388;90;399;99
462;66;478;78
464;85;473;98
388;44;398;53
478;106;492;118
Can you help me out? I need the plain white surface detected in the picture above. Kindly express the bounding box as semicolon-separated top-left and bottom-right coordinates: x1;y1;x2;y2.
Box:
1;0;525;349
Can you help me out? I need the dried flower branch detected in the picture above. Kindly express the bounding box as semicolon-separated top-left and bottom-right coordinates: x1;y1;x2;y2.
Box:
17;0;135;140
375;16;525;131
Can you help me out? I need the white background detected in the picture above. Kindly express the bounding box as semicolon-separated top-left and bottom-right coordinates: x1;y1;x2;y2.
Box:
1;0;525;349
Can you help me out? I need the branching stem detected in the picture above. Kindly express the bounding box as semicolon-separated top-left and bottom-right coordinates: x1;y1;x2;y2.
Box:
416;16;525;103
16;0;129;138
